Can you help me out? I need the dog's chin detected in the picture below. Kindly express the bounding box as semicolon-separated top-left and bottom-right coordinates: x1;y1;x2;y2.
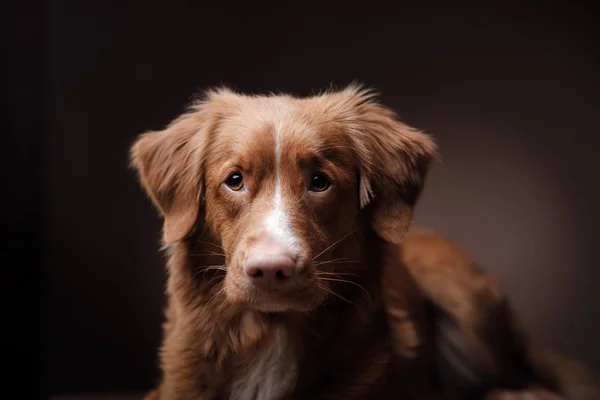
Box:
252;301;296;313
226;287;323;313
249;294;323;313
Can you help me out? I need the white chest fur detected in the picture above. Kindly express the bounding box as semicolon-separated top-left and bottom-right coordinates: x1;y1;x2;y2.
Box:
229;326;297;400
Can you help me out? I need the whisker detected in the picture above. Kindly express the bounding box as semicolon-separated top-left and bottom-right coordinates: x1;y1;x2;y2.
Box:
314;271;359;277
204;272;226;287
316;277;372;306
313;230;358;261
189;253;226;257
205;286;226;309
195;241;233;256
317;283;360;308
315;257;355;263
314;260;361;266
190;265;226;280
205;249;229;258
193;265;227;271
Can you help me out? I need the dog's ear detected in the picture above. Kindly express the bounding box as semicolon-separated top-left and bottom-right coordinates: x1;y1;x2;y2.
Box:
130;96;222;245
350;91;438;244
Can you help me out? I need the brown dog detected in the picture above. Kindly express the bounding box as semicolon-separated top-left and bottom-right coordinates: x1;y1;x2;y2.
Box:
131;85;598;399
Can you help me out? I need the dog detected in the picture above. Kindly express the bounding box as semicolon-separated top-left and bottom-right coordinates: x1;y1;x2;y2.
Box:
130;85;599;399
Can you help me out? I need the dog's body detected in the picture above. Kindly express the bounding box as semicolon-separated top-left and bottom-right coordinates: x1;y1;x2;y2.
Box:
131;86;598;399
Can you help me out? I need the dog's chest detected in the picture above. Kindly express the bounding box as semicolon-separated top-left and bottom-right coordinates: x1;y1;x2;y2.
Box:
229;326;297;400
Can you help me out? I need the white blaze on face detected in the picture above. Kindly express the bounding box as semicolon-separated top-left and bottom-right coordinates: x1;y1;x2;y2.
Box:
263;122;300;254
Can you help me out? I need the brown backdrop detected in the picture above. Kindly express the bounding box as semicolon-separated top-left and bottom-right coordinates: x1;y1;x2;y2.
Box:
13;1;597;397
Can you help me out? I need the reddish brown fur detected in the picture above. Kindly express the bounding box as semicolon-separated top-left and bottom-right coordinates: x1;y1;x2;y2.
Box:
130;85;598;399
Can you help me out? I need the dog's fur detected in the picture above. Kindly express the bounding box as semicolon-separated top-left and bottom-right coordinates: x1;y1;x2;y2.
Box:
131;85;599;399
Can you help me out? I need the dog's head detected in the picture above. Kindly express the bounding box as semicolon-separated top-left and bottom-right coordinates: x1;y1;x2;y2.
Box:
131;85;436;312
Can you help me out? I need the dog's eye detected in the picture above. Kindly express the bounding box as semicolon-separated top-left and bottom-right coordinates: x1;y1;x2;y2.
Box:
309;173;331;192
225;172;244;191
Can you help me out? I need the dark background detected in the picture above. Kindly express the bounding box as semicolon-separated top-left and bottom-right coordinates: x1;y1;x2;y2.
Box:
3;1;599;399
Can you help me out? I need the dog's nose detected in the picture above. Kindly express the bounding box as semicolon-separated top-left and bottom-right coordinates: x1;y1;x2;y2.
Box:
245;253;295;286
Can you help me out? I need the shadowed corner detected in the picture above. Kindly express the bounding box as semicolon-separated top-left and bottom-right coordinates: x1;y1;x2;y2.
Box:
48;393;147;400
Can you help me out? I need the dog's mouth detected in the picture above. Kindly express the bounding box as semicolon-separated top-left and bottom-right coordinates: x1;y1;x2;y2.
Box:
224;272;326;313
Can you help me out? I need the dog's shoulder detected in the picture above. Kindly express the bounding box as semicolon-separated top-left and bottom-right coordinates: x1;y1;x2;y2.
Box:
383;228;564;397
398;227;505;316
